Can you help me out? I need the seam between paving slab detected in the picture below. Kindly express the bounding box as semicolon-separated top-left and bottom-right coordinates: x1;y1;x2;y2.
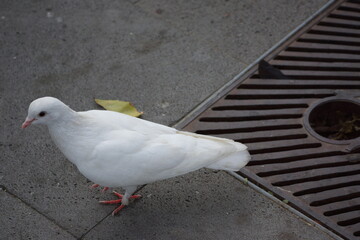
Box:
78;213;110;239
78;185;147;239
0;185;78;239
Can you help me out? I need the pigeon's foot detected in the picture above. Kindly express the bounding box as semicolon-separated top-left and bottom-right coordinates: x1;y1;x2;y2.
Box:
99;191;142;215
91;184;109;192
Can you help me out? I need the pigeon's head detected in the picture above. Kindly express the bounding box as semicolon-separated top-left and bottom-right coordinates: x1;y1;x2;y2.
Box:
22;97;73;128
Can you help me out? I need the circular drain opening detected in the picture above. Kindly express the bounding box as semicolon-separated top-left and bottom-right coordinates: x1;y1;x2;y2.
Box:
305;98;360;145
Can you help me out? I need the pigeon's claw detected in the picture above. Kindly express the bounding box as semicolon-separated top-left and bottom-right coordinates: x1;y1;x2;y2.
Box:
99;191;142;215
112;204;126;216
100;199;122;205
90;184;109;192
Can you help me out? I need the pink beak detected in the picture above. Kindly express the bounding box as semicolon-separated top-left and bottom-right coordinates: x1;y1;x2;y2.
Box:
22;118;36;129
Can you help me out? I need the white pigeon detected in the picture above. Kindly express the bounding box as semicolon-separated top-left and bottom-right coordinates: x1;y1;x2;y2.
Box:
22;97;250;215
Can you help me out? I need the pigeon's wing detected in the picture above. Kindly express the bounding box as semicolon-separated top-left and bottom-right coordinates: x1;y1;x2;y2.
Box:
176;130;247;151
78;129;239;187
80;110;176;135
78;129;185;187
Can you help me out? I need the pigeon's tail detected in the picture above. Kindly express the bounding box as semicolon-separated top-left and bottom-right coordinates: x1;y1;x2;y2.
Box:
206;148;251;171
177;130;250;171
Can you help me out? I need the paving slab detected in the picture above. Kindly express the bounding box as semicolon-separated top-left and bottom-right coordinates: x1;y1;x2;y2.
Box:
136;0;328;64
0;0;335;239
0;187;76;240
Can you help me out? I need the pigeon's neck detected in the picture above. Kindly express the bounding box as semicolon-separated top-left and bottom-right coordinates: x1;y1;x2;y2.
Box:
47;111;94;166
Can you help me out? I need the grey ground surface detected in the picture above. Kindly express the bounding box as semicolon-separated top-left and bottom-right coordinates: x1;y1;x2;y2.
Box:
1;0;336;239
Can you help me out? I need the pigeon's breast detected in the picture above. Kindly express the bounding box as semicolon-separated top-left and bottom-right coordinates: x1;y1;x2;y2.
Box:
48;123;98;166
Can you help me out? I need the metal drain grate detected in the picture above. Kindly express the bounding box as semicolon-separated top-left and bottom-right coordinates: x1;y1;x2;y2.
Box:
177;1;360;239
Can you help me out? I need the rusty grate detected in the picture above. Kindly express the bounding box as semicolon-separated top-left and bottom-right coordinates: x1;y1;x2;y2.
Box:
177;1;360;239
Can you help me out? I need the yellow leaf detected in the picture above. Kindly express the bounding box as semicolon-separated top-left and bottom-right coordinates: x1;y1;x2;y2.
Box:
95;99;143;117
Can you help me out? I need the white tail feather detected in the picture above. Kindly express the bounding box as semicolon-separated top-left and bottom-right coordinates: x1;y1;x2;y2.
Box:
206;150;251;171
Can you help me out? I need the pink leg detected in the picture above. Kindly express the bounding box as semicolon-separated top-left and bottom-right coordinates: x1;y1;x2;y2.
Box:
99;191;142;215
90;184;109;192
112;204;127;215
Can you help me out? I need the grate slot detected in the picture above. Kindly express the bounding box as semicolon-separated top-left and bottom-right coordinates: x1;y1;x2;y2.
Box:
270;60;360;72
285;174;360;196
294;180;360;197
350;223;360;237
325;209;360;232
271;166;360;187
237;134;308;144
301;32;360;43
329;9;360;21
340;2;360;11
349;223;360;237
211;98;313;110
201;108;304;118
287;41;360;55
238;79;360;89
228;88;336;99
310;190;360;207
199;115;303;122
315;196;360;213
325;204;360;216
247;139;322;154
213;98;315;107
311;24;360;35
239;84;360;89
211;104;308;111
287;46;360;55
199;115;302;122
278;50;360;61
225;93;334;99
308;29;360;38
209;129;308;144
249;150;346;166
249;143;321;155
250;155;349;174
339;7;360;14
338;216;360;227
192;119;303;135
320;17;360;29
276;70;360;80
257;161;358;178
341;2;360;10
253;70;360;80
321;208;360;227
275;55;360;62
195;124;302;135
306;187;360;207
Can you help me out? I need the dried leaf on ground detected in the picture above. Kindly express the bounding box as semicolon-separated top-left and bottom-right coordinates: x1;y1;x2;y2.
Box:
95;99;143;117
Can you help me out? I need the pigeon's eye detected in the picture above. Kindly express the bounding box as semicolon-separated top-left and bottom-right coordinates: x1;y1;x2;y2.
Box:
38;111;46;117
